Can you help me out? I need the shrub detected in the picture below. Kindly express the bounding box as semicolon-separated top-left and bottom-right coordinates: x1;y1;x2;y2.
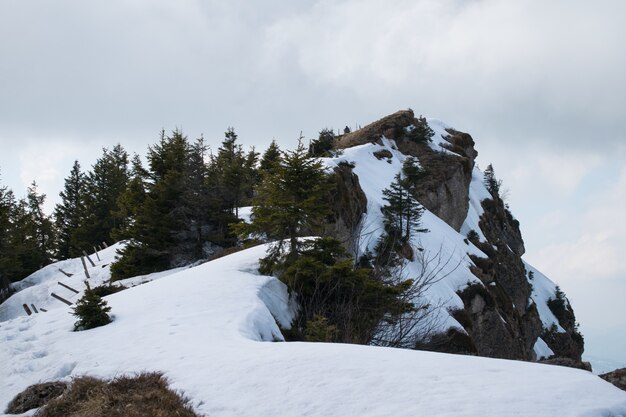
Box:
5;382;67;414
547;285;567;324
304;315;337;342
90;284;127;298
32;372;199;417
277;237;413;344
466;229;480;242
72;284;112;331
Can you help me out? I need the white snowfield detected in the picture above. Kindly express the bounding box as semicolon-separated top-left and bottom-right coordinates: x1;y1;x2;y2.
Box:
1;244;625;416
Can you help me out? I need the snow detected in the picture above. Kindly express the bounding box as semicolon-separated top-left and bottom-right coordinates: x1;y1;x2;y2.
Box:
237;206;253;223
1;243;625;417
460;166;492;242
534;337;556;360
0;243;183;323
524;261;566;332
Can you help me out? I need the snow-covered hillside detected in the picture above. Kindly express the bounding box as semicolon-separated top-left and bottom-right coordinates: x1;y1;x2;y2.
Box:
0;243;184;323
1;244;625;416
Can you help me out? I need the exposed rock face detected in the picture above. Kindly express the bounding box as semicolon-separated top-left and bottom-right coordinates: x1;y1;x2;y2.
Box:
539;357;592;372
456;281;542;360
394;129;476;232
325;164;368;257
333;110;476;233
600;368;626;392
335;110;415;149
330;110;584;363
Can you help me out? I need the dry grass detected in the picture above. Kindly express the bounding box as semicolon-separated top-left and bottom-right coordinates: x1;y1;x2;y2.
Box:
33;372;200;417
5;382;67;414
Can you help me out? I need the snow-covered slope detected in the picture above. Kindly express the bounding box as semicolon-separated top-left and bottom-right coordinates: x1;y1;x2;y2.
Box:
1;244;625;416
0;243;184;323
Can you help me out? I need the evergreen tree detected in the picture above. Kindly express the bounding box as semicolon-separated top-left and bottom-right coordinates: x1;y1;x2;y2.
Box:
111;130;196;279
212;128;258;218
72;284;112;330
75;145;130;248
236;139;332;268
111;154;147;241
308;128;335;157
24;182;55;268
183;137;213;259
0;174;17;298
376;163;427;265
1;182;56;281
281;237;413;343
259;140;282;174
483;163;502;198
407;115;435;143
54;160;86;259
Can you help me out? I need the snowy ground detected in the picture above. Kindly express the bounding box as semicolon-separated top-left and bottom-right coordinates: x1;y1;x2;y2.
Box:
0;243;184;323
1;244;625;417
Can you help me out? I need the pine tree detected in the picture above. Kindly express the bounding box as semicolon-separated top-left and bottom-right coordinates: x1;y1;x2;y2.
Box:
54;160;86;259
111;130;193;279
483;163;502;198
376;163;427;265
72;284;112;330
236;138;332;268
407;115;435;143
308;128;335;157
213;128;258;218
24;182;55;268
75;145;130;249
259;140;282;174
0;173;17;298
111;154;147;241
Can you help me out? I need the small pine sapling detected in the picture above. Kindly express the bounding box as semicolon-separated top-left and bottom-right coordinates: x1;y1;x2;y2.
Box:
72;282;112;331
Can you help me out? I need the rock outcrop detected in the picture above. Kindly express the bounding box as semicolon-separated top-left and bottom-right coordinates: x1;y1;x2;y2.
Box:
326;164;368;258
600;368;626;392
331;110;585;363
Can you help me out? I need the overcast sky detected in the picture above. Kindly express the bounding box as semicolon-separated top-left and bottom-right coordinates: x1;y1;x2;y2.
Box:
1;0;624;364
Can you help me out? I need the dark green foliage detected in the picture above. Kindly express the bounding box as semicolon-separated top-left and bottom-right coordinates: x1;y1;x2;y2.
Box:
112;128;259;279
483;163;502;198
304;315;337;342
259;140;282;174
547;285;567;323
235;139;332;267
72;285;112;331
376;160;427;265
407;115;434;143
111;130;190;279
212;128;259;218
54;161;86;259
466;229;480;242
279;238;414;344
90;283;127;298
308;128;335;157
0;181;55;283
111;155;147;242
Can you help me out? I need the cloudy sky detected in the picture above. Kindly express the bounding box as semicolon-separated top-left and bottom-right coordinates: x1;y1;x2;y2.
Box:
1;0;624;364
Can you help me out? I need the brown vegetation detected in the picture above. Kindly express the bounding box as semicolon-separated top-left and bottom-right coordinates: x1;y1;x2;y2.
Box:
5;382;67;414
30;372;199;417
335;109;415;149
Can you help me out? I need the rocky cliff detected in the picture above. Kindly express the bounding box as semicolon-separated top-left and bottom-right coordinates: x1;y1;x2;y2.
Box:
328;110;584;364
